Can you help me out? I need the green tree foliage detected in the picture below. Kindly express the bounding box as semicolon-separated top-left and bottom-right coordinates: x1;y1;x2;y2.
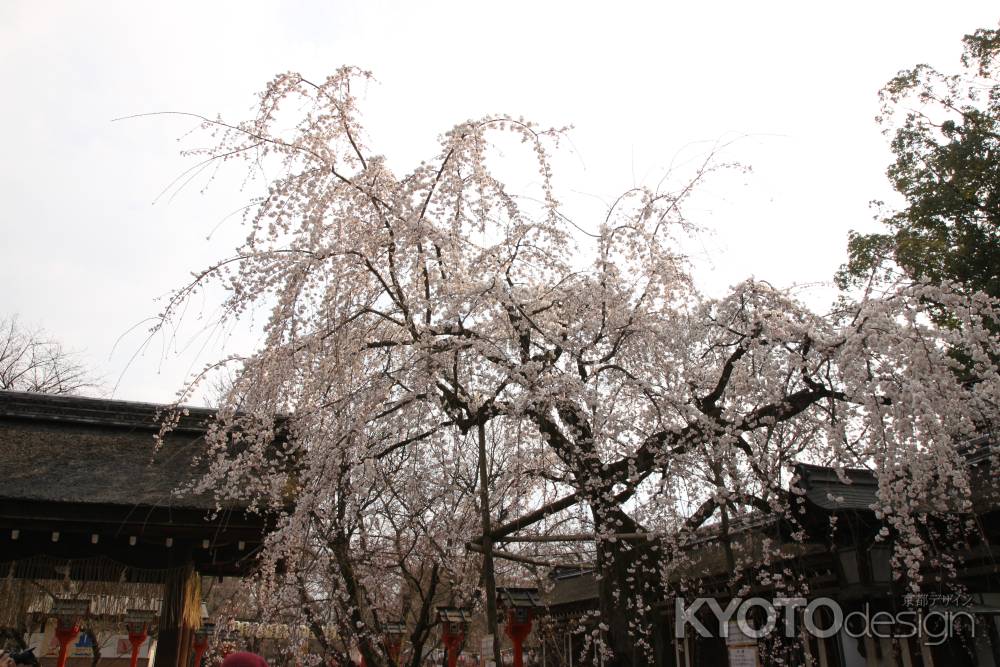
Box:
838;25;1000;302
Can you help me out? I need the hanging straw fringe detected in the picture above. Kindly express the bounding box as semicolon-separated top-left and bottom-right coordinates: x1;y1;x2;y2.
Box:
0;555;178;629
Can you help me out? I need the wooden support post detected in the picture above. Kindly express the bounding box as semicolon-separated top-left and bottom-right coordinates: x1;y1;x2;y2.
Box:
179;625;193;667
879;637;895;666
899;637;914;667
817;635;829;667
154;559;201;667
863;634;879;667
919;633;935;667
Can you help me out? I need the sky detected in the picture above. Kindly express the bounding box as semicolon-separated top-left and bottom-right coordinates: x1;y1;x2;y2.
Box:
1;1;997;403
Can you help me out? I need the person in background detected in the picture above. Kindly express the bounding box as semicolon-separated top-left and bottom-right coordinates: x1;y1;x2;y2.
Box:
0;648;37;667
222;652;269;667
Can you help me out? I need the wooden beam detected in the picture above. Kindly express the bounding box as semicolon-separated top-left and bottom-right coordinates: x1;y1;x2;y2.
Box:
0;531;261;577
464;542;588;569
0;499;267;539
499;532;661;543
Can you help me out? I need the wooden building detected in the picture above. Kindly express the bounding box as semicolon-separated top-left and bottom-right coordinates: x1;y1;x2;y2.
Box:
0;391;270;667
541;441;1000;667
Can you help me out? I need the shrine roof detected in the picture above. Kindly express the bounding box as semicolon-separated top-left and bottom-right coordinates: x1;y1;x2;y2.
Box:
0;390;222;510
793;463;879;511
794;438;1000;514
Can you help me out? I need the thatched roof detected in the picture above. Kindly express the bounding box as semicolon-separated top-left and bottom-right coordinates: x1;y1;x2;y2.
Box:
0;391;221;510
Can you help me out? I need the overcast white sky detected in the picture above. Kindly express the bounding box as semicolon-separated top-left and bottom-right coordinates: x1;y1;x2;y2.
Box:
1;2;996;403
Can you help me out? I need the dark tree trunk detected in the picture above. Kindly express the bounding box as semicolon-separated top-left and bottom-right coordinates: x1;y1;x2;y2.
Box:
591;505;664;667
406;562;440;667
527;404;668;664
331;534;384;667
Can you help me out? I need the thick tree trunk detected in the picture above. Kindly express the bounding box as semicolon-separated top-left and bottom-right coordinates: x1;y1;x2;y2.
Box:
476;419;503;667
528;404;668;664
590;505;664;667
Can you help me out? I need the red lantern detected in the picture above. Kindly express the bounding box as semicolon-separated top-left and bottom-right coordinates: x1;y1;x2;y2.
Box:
436;609;471;667
192;623;216;667
381;622;406;666
496;588;542;667
124;610;158;667
51;600;89;667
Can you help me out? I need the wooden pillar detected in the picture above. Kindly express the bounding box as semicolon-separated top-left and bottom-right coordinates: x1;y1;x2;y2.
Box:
899;637;914;667
817;636;830;667
919;634;935;667
155;559;201;667
862;634;878;667
803;630;831;667
179;623;194;667
879;637;895;666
